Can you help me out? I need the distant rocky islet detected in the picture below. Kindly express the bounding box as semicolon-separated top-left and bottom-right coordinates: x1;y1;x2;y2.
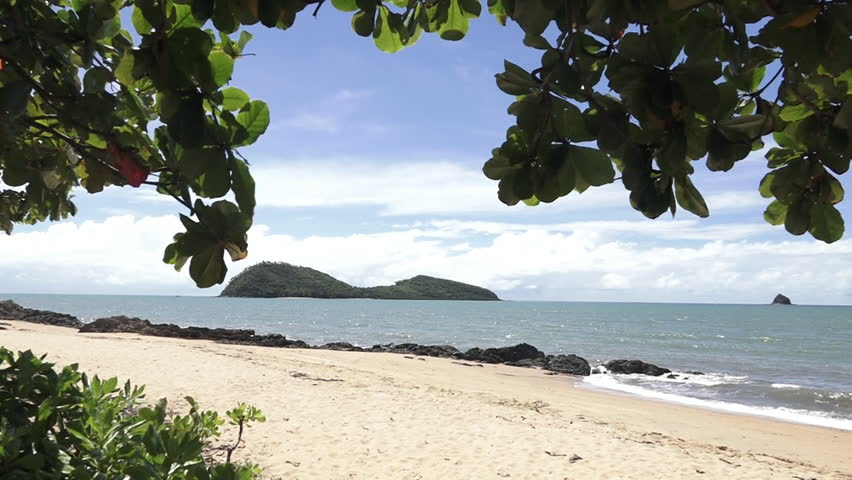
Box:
0;299;676;378
772;294;792;305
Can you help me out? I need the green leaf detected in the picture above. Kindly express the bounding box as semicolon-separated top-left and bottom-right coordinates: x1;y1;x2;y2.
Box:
83;67;112;94
809;204;844;243
495;61;538;96
512;0;553;36
556;150;576;195
231;158;256;216
724;64;766;92
189;243;227;288
657;132;689;176
569;146;614;187
821;174;844;205
0;81;32;116
332;0;359;11
352;10;376;37
487;0;507;24
220;87;250;111
674;176;709;217
523;33;550;50
482;152;520;180
706;127;751;172
676;76;719;116
208;51;234;88
785;200;811;236
522;196;540;206
779;103;814;122
167;93;206;148
131;6;154;34
210;3;238;32
199;155;230;198
374;6;405;53
534;163;561;203
114;54;137;86
458;0;482;18
718;115;767;138
764;200;787;225
181;147;225;179
668;0;707;9
439;0;469;40
552;99;589;141
235;101;270;146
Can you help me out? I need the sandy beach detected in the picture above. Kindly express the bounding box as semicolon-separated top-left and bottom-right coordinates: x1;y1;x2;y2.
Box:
1;319;850;479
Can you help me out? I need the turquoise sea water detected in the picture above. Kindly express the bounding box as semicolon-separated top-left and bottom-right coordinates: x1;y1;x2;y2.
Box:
4;294;851;430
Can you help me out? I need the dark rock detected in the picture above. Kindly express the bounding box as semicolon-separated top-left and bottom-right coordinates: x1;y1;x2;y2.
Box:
370;343;463;358
0;300;83;328
667;374;678;379
464;343;544;364
321;342;364;352
604;359;671;376
244;334;309;348
80;316;309;348
684;370;704;375
545;354;591;376
504;357;549;368
772;294;792;305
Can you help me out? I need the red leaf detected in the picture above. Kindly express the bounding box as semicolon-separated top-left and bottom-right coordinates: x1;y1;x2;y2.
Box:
108;143;149;187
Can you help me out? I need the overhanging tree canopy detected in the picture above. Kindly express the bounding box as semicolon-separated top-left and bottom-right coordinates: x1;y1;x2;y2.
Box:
1;0;850;287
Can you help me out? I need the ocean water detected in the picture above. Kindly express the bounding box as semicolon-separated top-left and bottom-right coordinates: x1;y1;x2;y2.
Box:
4;294;851;430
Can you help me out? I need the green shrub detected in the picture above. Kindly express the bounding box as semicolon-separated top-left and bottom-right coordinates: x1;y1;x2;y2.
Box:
0;348;265;479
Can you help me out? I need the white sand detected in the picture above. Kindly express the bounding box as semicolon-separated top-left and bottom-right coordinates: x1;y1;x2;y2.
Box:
2;320;850;479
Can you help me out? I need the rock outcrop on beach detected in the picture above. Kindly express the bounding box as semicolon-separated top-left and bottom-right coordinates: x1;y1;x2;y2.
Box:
0;300;83;328
79;315;308;348
4;299;600;378
771;294;792;305
604;359;671;376
370;343;465;358
220;262;500;301
464;343;545;364
546;354;592;376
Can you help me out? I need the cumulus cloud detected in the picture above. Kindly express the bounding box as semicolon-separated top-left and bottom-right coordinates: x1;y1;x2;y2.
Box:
251;159;764;217
2;215;851;305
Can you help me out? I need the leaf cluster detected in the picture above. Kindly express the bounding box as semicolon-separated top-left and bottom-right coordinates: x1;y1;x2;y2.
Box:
0;0;266;287
2;0;851;293
0;348;265;479
476;0;851;242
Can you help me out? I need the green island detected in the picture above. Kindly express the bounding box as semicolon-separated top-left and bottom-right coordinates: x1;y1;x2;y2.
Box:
220;262;500;301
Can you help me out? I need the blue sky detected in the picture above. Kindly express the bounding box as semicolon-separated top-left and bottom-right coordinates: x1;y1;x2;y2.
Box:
2;11;852;304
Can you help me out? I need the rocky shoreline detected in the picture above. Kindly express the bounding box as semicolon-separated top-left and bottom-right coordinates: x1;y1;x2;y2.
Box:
0;299;678;378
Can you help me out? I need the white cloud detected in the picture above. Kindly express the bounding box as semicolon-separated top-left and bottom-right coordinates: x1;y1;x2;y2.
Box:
251;159;765;217
272;89;378;134
601;273;631;289
280;113;339;133
3;215;852;305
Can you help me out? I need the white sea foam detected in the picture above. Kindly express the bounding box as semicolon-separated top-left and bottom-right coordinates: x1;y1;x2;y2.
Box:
771;383;802;390
659;372;749;387
582;375;852;431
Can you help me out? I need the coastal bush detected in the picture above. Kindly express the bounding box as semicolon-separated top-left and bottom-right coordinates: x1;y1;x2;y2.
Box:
0;348;265;479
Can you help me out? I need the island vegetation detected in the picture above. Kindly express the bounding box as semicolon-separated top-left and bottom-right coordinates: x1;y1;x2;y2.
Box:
220;262;500;301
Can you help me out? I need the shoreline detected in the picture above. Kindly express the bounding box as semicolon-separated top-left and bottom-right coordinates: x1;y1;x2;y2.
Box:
578;376;852;431
2;320;851;478
2;298;850;433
